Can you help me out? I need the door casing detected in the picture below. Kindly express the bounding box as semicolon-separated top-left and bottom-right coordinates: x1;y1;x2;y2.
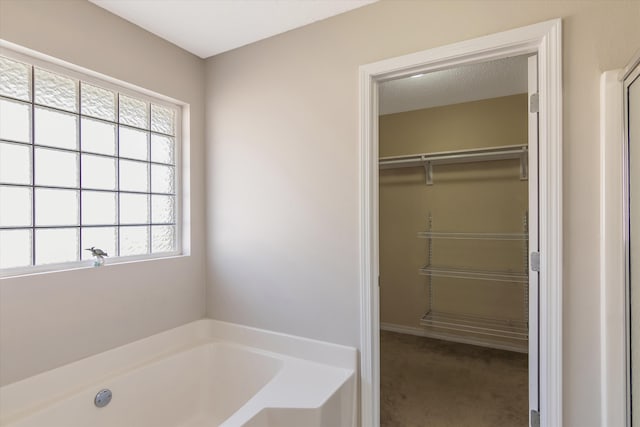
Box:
600;52;640;427
358;19;563;427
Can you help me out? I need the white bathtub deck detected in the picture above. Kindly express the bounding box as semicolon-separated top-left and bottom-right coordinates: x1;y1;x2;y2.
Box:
0;320;357;427
220;358;353;426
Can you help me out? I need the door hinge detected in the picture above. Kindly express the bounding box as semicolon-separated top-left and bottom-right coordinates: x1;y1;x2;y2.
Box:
531;409;540;427
530;93;539;113
530;252;540;272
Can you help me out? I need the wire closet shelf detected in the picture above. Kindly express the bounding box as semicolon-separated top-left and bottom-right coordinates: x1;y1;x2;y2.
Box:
419;213;530;347
378;144;528;185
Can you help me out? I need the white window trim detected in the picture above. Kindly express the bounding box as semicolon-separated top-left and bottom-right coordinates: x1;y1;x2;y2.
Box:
0;40;189;278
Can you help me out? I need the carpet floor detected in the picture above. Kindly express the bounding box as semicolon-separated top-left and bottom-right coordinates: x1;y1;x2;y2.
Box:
380;331;528;427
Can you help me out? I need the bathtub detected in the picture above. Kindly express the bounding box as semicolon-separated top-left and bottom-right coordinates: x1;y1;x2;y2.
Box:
0;320;357;427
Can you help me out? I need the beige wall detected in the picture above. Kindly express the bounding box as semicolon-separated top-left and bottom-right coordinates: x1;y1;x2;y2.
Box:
379;95;529;350
0;0;207;385
0;1;638;424
205;2;640;425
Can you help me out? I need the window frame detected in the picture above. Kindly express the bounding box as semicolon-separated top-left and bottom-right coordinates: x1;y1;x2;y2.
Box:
0;41;185;278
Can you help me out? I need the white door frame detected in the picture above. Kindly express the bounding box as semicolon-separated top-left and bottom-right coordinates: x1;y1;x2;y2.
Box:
600;69;627;427
358;19;563;427
600;53;640;427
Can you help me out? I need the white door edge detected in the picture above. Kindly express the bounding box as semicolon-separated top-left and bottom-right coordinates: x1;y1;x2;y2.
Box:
359;18;563;427
528;53;541;419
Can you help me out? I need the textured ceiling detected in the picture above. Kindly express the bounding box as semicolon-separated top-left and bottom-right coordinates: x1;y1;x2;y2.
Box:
379;55;530;115
90;0;376;59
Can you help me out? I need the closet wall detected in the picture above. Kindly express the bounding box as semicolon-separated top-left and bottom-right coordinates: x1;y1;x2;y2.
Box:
379;94;528;348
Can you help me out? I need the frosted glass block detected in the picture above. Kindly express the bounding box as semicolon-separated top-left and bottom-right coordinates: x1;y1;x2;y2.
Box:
35;228;79;265
151;104;175;136
0;229;32;269
150;134;174;165
0;56;30;101
0;186;31;227
119;95;148;129
120;193;149;224
151;164;174;194
120;226;148;256
151;195;175;224
81;118;116;156
34;107;78;150
0;98;30;143
152;225;175;253
35;188;79;226
82;191;116;225
34;68;77;112
0;142;31;184
35;148;78;188
81;227;116;260
81;154;116;190
119;126;148;160
119;160;148;192
81;83;115;121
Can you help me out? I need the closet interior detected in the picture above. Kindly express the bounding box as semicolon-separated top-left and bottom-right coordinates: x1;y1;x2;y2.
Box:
378;55;531;426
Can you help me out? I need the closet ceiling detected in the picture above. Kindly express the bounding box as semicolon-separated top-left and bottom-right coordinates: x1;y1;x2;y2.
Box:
89;0;376;58
380;55;529;115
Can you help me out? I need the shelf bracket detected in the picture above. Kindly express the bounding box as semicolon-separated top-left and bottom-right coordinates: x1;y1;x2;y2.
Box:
424;159;433;185
520;150;528;181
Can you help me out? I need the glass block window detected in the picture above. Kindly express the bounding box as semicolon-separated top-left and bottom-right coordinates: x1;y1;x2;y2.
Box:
0;54;179;270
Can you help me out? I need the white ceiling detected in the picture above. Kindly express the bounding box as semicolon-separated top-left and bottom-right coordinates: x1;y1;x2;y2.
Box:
379;55;530;115
90;0;377;59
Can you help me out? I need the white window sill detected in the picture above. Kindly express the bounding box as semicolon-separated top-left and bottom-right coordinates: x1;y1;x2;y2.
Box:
0;251;184;279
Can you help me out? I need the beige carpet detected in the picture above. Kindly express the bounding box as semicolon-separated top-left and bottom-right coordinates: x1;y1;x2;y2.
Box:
380;331;528;427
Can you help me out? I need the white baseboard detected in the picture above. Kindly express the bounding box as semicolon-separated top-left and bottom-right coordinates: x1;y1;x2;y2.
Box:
380;322;528;354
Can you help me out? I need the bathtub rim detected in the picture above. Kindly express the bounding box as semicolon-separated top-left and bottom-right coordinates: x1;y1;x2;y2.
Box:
0;319;357;425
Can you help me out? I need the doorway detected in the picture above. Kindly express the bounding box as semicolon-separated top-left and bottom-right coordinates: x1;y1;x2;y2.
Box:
378;54;533;426
359;19;562;427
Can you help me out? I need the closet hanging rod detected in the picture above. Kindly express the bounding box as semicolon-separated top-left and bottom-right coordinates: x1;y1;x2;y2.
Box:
378;144;527;167
379;144;528;185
